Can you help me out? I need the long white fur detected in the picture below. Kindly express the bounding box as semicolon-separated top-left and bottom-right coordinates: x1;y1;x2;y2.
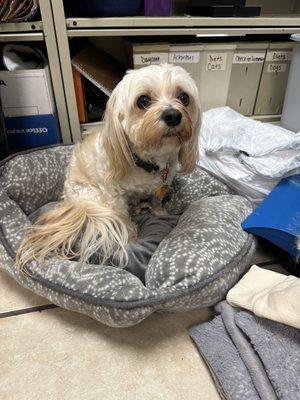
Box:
16;64;200;271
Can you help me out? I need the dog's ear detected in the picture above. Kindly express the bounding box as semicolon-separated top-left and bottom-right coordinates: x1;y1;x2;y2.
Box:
178;137;198;174
102;85;134;183
178;107;201;175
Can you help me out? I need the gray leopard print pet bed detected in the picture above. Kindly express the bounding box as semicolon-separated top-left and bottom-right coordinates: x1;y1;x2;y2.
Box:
0;145;256;327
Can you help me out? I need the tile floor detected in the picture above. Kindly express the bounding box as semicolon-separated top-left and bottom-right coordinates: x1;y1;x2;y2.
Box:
0;270;219;400
0;246;280;400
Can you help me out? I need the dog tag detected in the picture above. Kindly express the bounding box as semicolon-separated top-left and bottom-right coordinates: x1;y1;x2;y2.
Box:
161;191;172;205
155;185;172;205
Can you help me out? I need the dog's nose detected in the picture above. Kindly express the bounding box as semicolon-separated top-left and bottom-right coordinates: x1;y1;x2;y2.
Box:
161;108;182;127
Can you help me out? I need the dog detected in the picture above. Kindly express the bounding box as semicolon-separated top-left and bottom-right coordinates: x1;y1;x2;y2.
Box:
16;63;200;271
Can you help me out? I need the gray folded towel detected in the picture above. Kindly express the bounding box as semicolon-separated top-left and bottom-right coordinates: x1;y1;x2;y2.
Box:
190;301;300;400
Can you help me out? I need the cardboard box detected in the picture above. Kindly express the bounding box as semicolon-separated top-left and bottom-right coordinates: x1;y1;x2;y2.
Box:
0;66;61;149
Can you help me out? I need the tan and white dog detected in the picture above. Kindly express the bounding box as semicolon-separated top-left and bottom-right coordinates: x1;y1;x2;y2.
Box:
16;63;200;270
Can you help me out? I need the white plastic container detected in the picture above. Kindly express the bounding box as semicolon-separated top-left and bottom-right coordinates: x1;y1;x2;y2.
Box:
281;34;300;132
132;43;169;68
254;42;293;115
226;42;268;116
199;43;236;111
169;43;203;102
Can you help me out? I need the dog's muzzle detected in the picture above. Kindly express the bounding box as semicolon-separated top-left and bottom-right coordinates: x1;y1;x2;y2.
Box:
161;108;182;127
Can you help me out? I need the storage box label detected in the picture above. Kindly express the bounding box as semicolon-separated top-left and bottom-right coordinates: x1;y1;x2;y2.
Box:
266;51;292;62
134;53;168;66
267;63;287;73
169;52;200;64
206;53;227;71
5;114;61;150
233;52;265;64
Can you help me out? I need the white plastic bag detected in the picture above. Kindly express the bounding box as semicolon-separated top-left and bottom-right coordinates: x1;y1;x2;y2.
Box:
198;107;300;204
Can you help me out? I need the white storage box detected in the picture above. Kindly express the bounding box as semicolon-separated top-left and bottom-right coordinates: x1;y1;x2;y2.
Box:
169;43;203;103
254;42;294;115
199;43;236;111
227;42;268;116
132;43;170;69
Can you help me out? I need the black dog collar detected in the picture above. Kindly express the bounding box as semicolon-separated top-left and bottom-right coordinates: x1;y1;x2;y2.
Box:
132;153;160;173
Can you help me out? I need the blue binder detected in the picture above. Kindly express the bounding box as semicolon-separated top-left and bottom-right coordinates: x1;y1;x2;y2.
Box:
242;174;300;257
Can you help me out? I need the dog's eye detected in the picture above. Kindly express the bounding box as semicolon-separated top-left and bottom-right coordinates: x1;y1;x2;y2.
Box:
137;95;151;110
177;92;190;107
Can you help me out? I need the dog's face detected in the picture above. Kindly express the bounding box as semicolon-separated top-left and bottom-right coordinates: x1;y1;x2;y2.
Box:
121;64;199;150
103;64;201;181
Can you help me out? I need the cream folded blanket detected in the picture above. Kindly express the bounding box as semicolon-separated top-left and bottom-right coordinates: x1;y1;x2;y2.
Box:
227;265;300;329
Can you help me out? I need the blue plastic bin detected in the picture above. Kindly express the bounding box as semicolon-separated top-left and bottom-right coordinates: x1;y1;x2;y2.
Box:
242;174;300;258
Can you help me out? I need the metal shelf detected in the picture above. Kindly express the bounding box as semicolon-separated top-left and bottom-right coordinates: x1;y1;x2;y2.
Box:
66;15;300;37
66;15;300;29
0;21;43;41
0;21;43;32
67;27;300;37
0;32;43;41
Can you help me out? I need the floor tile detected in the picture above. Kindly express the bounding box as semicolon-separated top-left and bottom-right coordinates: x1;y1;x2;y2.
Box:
0;307;219;400
0;269;49;314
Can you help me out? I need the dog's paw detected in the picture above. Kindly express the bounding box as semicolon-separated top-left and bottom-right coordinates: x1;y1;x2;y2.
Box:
129;201;153;216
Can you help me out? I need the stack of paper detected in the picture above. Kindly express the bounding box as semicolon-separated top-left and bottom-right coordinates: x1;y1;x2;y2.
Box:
0;0;38;22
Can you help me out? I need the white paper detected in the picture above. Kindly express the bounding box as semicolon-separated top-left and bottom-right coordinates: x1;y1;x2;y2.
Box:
206;53;227;71
134;53;168;66
266;51;293;62
233;52;265;64
267;63;287;73
169;52;200;64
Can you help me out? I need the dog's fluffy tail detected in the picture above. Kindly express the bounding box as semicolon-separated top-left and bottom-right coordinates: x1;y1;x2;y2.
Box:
16;200;134;273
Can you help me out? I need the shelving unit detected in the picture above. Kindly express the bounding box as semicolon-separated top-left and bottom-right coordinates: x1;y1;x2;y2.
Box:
0;0;72;144
0;21;43;41
0;21;43;32
49;0;300;141
2;0;299;143
66;15;300;34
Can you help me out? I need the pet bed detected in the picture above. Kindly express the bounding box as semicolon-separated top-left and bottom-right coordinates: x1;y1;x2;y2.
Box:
0;145;256;327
